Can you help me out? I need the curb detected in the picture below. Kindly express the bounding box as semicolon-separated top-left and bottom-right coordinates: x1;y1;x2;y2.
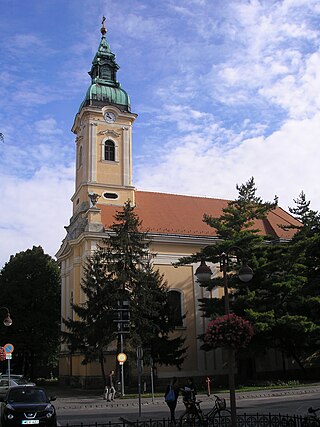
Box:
54;386;320;410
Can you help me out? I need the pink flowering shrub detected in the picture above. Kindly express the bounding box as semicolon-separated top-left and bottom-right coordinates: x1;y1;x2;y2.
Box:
205;313;253;350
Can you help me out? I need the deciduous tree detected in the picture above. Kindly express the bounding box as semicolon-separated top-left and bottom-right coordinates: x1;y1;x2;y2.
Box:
0;246;60;378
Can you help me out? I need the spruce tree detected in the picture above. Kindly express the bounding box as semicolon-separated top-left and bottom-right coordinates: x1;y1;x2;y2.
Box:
102;201;186;369
62;249;121;383
63;201;186;384
261;192;320;374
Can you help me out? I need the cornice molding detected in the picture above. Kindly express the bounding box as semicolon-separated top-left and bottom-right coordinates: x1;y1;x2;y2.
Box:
98;129;120;137
56;228;219;262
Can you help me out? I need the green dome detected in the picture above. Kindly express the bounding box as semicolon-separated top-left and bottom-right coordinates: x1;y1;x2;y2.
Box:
80;82;130;112
79;28;131;113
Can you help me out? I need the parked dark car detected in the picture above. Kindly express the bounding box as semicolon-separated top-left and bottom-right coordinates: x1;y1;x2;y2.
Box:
0;386;57;427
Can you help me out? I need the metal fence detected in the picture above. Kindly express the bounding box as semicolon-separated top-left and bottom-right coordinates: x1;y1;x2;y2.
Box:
62;414;320;427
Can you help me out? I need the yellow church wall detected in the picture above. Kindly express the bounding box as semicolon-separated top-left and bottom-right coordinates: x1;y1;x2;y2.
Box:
151;262;219;378
149;240;214;258
96;131;123;186
159;264;198;374
58;224;227;383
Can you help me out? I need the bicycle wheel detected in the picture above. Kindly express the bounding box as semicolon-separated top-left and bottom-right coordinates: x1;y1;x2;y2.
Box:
209;409;232;427
197;412;208;427
179;412;192;427
180;413;205;427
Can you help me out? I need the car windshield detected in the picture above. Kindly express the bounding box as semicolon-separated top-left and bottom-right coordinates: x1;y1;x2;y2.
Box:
15;378;29;385
8;388;48;403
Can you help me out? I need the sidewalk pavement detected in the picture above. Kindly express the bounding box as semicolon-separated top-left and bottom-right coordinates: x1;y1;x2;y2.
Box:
46;384;320;411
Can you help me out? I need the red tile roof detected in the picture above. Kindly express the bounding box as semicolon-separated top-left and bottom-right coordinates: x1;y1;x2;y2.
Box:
99;191;300;240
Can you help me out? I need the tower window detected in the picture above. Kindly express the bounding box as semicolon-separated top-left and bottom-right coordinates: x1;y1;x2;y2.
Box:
168;290;183;327
104;140;115;161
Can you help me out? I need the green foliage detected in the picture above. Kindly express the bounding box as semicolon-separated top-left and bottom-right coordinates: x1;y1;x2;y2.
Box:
229;190;320;371
102;202;186;367
178;177;320;375
63;249;121;366
204;177;277;243
260;192;320;370
63;201;186;382
193;180;320;375
0;246;61;378
128;264;186;367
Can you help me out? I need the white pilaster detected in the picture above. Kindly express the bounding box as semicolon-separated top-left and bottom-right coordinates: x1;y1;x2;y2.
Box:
89;123;98;182
122;126;130;186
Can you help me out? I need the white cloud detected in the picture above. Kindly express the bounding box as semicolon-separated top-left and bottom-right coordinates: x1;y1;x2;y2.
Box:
35;118;63;136
10;34;48;50
260;52;320;118
135;112;320;212
0;165;74;268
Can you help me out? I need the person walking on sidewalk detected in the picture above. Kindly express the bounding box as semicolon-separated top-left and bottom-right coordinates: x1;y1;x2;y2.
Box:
104;370;116;401
164;376;179;425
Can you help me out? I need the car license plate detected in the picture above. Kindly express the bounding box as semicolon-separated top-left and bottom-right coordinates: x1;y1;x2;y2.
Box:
22;421;39;425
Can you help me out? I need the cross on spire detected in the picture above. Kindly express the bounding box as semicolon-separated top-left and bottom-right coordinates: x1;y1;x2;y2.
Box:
101;16;107;36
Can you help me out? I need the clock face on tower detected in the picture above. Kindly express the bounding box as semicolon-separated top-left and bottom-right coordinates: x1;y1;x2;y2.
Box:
104;111;116;123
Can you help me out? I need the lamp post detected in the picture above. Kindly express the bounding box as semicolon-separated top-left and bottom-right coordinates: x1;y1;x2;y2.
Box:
0;307;12;327
0;307;12;380
195;248;253;427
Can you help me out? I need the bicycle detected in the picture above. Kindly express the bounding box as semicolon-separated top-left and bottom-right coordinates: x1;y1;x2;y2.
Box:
205;395;231;426
179;395;231;427
179;399;207;427
305;407;320;426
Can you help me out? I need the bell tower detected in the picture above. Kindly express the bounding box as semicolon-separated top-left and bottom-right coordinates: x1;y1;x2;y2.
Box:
71;17;137;217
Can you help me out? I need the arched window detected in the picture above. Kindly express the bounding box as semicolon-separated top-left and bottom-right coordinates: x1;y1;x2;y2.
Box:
168;290;183;327
104;140;115;161
78;145;83;167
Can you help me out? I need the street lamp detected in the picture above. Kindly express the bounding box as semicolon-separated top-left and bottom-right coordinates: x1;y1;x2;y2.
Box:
0;307;12;327
195;248;253;427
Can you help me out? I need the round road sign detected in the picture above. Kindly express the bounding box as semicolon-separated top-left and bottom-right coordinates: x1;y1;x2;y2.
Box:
4;343;14;354
117;353;127;363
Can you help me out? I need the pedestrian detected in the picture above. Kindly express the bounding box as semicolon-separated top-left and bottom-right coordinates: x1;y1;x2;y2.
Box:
164;376;179;425
180;377;197;414
104;370;116;401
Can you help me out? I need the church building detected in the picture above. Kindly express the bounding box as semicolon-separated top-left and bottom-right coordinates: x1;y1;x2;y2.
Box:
56;19;299;388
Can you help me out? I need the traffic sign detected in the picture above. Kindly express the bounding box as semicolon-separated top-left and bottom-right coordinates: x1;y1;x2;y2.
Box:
117;353;127;364
6;353;12;360
4;343;14;354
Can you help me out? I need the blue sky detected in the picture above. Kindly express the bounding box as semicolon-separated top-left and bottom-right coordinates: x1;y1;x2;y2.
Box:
1;0;320;267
